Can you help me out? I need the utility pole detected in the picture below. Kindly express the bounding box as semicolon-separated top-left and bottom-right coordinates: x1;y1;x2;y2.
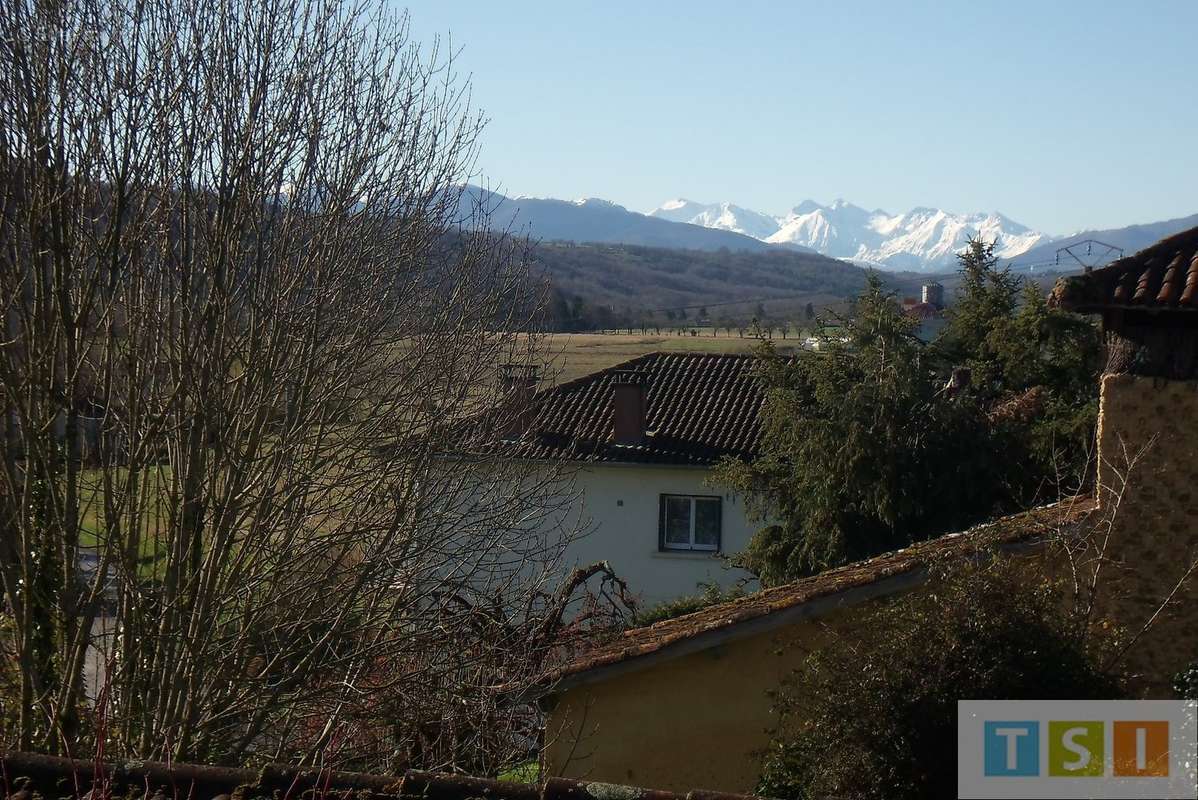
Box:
1055;240;1123;273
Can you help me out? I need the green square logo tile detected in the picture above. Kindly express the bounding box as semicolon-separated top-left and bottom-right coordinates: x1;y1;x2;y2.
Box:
1048;721;1105;777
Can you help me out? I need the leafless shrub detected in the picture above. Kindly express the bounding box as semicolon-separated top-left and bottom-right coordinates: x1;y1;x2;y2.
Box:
1049;437;1198;678
0;0;627;773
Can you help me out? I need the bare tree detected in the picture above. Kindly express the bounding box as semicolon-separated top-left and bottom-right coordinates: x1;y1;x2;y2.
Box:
0;0;624;773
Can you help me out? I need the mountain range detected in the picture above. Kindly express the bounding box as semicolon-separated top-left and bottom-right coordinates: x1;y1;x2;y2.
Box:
651;198;1049;271
459;186;779;254
461;186;1196;274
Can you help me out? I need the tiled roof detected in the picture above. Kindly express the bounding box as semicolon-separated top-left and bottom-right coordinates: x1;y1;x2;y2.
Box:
0;751;761;800
477;352;766;466
904;301;940;319
543;497;1096;687
1049;225;1198;312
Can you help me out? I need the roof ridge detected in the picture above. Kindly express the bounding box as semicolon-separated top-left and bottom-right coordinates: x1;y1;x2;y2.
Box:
1050;224;1198;312
534;350;758;399
1;750;761;800
625;496;1086;633
1088;224;1198;280
533;351;660;398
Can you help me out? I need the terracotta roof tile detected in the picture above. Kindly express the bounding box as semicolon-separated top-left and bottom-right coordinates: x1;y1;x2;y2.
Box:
0;752;760;800
478;352;766;466
1049;225;1198;312
544;497;1096;685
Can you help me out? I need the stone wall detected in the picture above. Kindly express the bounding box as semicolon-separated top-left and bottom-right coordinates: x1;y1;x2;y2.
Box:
1095;373;1198;694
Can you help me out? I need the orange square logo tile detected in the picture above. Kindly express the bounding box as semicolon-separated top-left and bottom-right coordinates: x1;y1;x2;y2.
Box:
1113;720;1170;777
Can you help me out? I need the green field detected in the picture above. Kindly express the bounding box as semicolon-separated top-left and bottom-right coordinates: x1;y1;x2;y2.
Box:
76;467;175;576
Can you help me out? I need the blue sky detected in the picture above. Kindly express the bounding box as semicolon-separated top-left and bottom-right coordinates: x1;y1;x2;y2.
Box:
400;1;1197;235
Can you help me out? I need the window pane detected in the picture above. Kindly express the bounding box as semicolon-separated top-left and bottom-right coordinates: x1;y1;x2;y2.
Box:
665;496;691;546
694;498;721;549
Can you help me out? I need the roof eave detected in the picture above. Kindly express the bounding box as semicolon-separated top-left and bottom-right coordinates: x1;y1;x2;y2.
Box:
534;564;931;700
1076;304;1198;315
534;532;1058;700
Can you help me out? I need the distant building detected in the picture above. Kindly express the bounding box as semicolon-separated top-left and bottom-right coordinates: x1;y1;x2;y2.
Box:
922;281;945;309
903;295;946;342
906;300;940;320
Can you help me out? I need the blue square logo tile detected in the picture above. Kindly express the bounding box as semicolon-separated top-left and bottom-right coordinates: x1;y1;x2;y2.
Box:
984;720;1040;776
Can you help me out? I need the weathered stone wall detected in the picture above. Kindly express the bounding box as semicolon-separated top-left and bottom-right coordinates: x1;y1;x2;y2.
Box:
1;751;755;800
1102;313;1198;380
1095;373;1198;694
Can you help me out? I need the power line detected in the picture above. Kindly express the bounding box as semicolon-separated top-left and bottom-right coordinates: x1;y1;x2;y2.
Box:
1054;240;1123;272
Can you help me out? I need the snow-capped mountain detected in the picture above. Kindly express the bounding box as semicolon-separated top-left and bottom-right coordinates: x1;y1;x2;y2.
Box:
651;199;782;240
650;197;1052;271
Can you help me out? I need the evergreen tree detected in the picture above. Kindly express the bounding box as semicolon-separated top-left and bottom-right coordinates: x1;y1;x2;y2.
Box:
936;238;1100;484
936;238;1021;398
717;276;1004;584
992;281;1101;475
717;241;1102;586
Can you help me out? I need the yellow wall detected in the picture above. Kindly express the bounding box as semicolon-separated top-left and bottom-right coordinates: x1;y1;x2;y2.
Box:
544;613;849;793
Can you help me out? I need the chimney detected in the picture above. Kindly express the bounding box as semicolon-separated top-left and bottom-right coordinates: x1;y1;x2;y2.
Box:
611;369;647;446
499;363;540;438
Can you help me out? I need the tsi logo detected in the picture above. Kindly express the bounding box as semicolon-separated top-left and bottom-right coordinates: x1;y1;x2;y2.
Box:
984;720;1169;777
959;701;1197;799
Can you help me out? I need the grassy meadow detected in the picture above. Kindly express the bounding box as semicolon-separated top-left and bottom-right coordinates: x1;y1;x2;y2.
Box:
540;330;800;385
67;330;787;565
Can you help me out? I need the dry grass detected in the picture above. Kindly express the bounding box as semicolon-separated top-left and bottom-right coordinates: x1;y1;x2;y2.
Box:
68;330;783;562
539;330;801;385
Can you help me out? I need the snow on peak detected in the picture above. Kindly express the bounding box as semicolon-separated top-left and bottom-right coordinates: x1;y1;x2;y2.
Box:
573;197;626;211
649;198;782;240
658;198;694;211
791;199;824;215
652;195;1052;271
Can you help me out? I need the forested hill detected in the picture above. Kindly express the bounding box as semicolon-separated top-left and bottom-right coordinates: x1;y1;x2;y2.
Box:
528;239;935;319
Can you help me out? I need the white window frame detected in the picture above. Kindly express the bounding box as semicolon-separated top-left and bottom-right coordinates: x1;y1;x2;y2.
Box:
660;494;721;552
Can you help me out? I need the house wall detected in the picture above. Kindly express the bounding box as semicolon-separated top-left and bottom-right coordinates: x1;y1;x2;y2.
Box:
562;464;759;607
543;616;844;794
1095;373;1198;694
540;374;1198;792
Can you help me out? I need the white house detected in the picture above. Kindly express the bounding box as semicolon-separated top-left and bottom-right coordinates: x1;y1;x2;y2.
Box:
476;353;768;608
